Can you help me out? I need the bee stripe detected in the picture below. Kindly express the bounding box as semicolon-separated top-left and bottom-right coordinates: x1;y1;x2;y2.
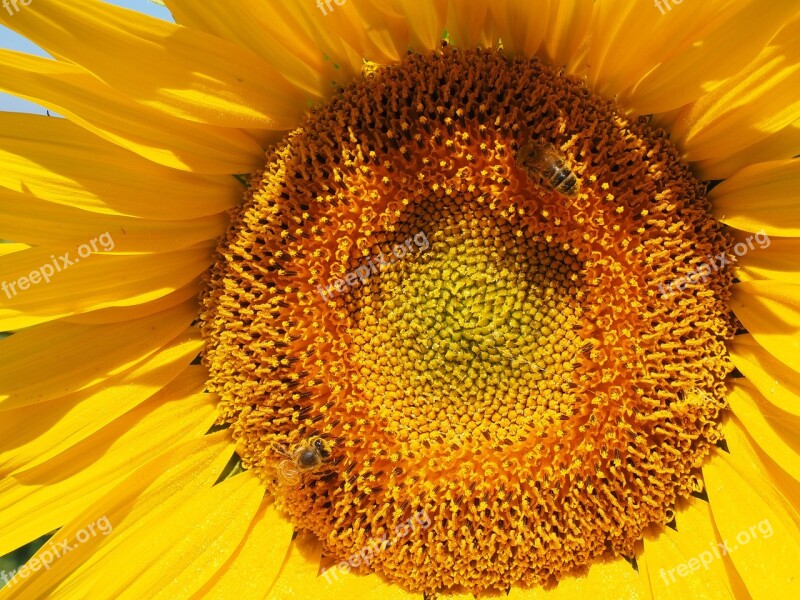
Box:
551;168;571;186
556;174;578;195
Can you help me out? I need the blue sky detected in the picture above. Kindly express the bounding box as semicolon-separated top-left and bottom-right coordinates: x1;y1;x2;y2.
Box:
0;0;172;113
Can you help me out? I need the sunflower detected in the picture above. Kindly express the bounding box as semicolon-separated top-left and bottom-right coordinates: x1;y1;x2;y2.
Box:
1;0;799;598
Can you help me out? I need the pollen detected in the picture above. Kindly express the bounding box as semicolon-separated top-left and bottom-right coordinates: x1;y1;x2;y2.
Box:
200;47;735;594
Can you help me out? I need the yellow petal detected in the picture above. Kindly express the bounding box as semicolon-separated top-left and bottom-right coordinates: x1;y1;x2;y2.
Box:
191;499;294;600
0;113;240;220
692;119;800;180
80;473;263;599
0;189;227;253
445;0;491;50
438;590;474;600
0;299;197;409
703;446;800;598
728;281;800;374
322;570;420;600
709;159;800;237
266;532;417;599
296;0;409;65
162;0;334;101
167;0;369;87
589;0;737;101
642;497;747;600
332;1;412;64
728;334;800;417
581;0;663;94
507;555;646;599
619;1;800;114
360;1;413;60
61;282;203;326
1;0;308;129
727;381;800;483
722;415;800;529
0;246;212;330
390;0;448;52
0;336;204;475
265;532;322;600
0;381;216;558
0;244;28;257
489;0;549;58
268;1;371;74
164;0;404;93
0;52;262;174
539;0;593;70
727;231;800;284
629;540;655;600
0;431;233;599
662;16;800;162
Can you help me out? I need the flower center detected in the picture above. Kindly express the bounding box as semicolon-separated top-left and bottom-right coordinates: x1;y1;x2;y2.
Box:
200;46;735;594
350;199;586;449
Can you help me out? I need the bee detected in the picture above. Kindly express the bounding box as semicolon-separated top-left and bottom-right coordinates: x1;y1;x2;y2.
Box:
516;140;578;197
274;436;332;485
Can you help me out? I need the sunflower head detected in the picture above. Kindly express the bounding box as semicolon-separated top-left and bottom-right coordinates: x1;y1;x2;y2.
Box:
200;43;737;593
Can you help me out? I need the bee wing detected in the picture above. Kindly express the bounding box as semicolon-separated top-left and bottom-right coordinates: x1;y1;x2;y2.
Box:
277;460;300;485
517;140;555;172
271;441;289;458
516;141;537;166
